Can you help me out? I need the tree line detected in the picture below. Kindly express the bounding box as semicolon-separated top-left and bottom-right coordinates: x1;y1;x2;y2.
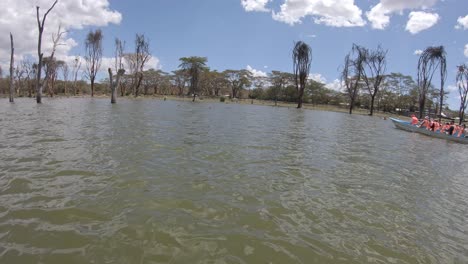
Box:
2;0;467;123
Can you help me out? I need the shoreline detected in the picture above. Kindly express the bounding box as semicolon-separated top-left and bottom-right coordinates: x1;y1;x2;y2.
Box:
3;94;406;120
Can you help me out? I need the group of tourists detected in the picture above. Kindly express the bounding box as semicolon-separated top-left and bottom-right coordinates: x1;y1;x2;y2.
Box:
410;114;466;138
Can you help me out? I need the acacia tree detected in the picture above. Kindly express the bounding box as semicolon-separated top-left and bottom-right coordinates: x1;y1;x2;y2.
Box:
84;29;103;97
456;64;468;124
224;69;252;99
342;44;366;114
35;0;58;103
385;73;416;112
292;41;312;109
417;46;447;119
270;71;294;106
179;57;208;101
361;45;387;116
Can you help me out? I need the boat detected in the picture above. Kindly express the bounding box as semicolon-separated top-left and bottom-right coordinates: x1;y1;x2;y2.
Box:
390;118;468;144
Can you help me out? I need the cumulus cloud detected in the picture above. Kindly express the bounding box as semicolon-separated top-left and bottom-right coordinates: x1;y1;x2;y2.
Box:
309;73;326;83
456;15;468;29
405;11;439;34
414;49;423;55
0;0;121;70
241;0;271;12
465;44;468;58
366;0;437;30
325;79;343;92
271;0;366;27
246;65;267;77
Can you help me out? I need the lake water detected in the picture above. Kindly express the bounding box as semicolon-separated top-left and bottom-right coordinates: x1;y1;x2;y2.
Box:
0;98;467;263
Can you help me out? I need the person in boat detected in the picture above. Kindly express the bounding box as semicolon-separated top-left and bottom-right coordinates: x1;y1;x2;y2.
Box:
430;119;440;132
457;124;466;137
410;114;419;125
447;121;455;135
418;116;430;129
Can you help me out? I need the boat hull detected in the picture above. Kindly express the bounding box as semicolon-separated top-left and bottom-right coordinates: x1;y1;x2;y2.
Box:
390;118;468;144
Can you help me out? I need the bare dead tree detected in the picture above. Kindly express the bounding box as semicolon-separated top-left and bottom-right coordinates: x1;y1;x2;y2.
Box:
114;38;125;96
114;38;125;73
457;64;468;124
108;68;125;104
35;0;58;103
417;46;447;119
14;61;26;96
133;34;150;97
292;41;312;109
84;29;103;97
71;56;81;95
361;45;388;116
341;44;365;114
61;62;69;95
9;33;15;103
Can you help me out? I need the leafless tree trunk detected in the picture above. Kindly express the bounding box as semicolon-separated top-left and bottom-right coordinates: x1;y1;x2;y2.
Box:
71;56;81;95
35;0;58;103
62;63;69;95
457;64;468;124
9;33;15;103
85;29;103;97
133;34;150;97
361;45;387;116
342;44;365;114
109;68;125;104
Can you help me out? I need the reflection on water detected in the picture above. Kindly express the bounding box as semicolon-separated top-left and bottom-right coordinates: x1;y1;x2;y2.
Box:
0;98;467;263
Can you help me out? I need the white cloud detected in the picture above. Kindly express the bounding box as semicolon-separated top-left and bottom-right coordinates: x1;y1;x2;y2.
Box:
405;11;439;34
0;0;121;70
366;0;437;30
446;85;458;93
246;65;267;77
465;44;468;58
309;73;326;83
325;79;343;92
241;0;271;12
414;49;423;55
271;0;366;27
456;15;468;29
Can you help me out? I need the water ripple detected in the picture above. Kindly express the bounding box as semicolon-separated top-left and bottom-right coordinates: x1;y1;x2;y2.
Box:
0;98;467;263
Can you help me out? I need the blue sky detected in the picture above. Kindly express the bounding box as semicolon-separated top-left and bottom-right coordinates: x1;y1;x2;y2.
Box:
1;0;467;109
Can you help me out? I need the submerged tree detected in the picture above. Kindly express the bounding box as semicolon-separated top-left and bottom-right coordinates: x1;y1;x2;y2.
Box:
108;68;125;104
342;44;366;114
179;56;208;101
125;34;151;97
35;0;58;103
71;56;81;95
417;46;447;119
84;29;103;97
361;45;387;116
9;33;14;103
456;64;468;124
292;41;312;109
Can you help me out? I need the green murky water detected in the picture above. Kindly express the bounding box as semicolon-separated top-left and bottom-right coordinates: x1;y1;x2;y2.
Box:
0;98;467;263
